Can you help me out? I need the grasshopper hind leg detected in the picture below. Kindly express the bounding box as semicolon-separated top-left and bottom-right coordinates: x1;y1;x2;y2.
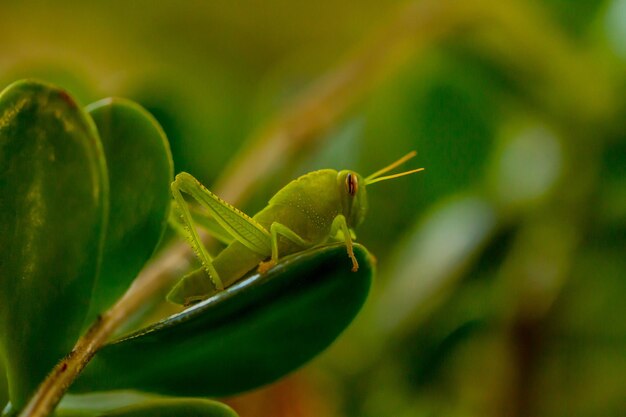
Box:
171;177;224;290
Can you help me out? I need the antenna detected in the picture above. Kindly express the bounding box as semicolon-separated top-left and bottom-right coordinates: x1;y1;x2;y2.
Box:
366;168;424;185
365;151;424;185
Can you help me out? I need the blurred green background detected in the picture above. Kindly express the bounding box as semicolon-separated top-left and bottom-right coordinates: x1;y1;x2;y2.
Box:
1;0;625;416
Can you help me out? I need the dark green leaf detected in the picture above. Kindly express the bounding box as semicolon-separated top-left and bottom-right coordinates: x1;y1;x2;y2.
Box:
74;243;373;396
98;399;237;417
85;98;173;322
357;56;497;256
375;195;497;335
57;393;237;417
0;362;7;412
0;80;108;407
59;391;162;417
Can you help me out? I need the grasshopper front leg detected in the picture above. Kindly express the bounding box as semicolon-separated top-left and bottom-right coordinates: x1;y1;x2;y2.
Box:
330;214;359;272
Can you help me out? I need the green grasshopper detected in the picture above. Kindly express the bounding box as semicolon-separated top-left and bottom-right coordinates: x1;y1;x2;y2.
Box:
168;151;423;305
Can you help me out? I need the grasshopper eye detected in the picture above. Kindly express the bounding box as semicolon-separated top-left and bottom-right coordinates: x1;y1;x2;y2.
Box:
345;173;358;197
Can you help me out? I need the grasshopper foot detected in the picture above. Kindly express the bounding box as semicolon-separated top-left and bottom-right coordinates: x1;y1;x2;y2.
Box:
183;295;208;307
257;259;276;274
350;257;359;272
347;247;359;272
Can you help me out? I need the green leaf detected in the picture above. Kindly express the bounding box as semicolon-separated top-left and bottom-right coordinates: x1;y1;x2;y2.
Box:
0;362;7;412
97;399;237;417
85;98;173;322
59;391;162;416
376;195;497;334
357;55;497;256
57;393;237;417
0;80;108;407
74;243;373;397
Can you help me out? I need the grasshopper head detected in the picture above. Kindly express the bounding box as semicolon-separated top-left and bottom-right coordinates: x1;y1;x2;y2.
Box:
338;152;424;229
337;170;368;229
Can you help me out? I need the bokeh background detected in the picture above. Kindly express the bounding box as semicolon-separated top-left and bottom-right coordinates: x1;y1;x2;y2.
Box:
1;0;625;416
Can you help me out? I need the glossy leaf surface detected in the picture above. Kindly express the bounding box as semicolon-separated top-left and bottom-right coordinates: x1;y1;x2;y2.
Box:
0;363;7;411
74;244;373;397
98;399;237;417
57;393;237;417
0;80;108;407
85;98;173;322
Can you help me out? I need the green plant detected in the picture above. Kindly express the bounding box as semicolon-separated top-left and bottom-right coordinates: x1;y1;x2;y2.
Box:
0;80;374;417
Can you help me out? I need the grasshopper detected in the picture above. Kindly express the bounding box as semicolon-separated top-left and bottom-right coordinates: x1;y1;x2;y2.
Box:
168;151;423;305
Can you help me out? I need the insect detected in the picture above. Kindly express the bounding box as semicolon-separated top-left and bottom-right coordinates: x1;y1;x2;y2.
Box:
167;151;423;305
